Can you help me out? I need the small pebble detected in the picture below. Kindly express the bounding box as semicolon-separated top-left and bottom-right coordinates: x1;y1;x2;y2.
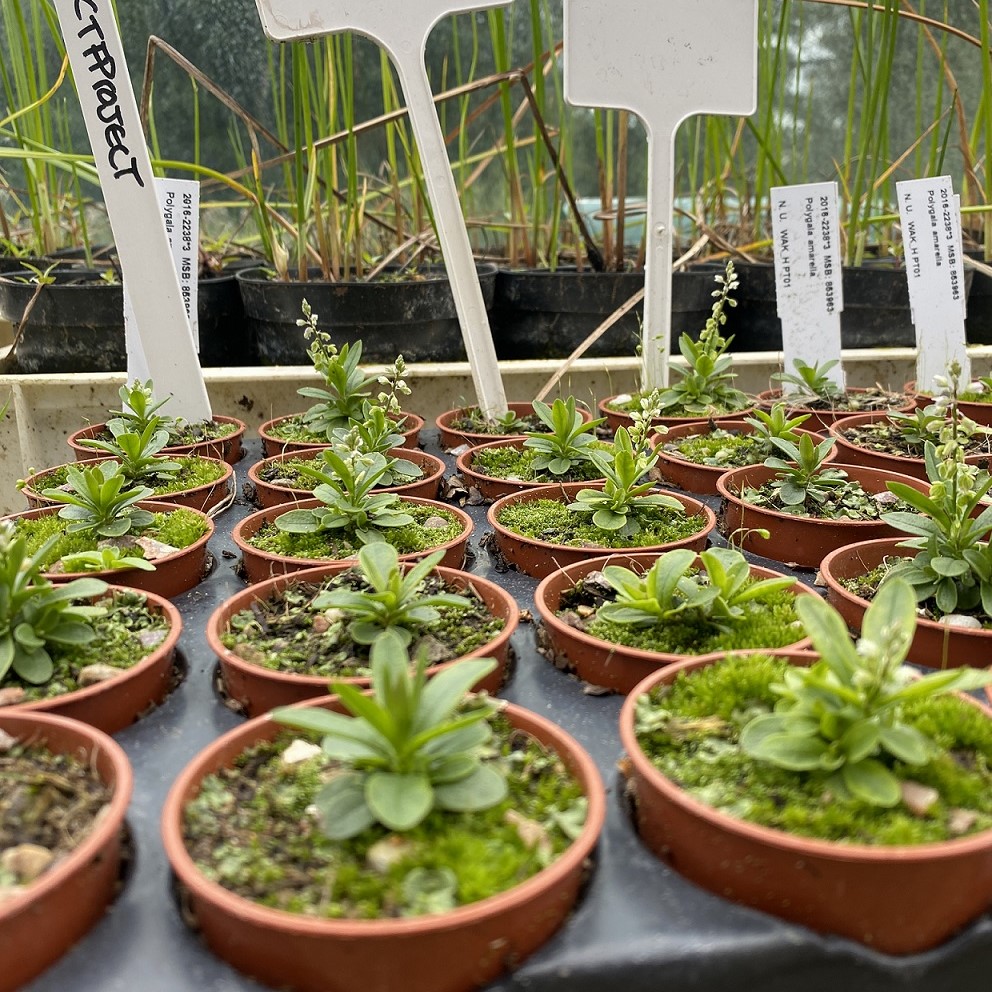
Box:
0;729;16;751
281;740;323;766
423;516;449;530
900;780;940;816
78;664;124;687
0;844;55;883
948;809;979;835
366;836;415;874
0;688;26;707
939;614;983;630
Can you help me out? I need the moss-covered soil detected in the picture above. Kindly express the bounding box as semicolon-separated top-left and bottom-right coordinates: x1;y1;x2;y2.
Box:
634;653;992;844
2;590;172;702
222;572;505;679
469;443;610;484
256;455;423;493
496;497;705;549
30;457;225;498
664;429;767;469
837;422;992;459
182;717;587;919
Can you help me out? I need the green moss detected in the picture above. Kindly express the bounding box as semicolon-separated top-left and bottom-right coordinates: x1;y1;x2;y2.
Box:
470;443;609;483
635;653;992;844
609;391;749;418
248;503;463;561
9;589;171;701
31;457;224;497
669;430;766;468
583;587;803;655
15;508;209;569
496;497;704;549
182;718;587;919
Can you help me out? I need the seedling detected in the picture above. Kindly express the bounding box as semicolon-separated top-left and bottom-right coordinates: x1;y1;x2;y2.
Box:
43;462;155;538
522;397;604;476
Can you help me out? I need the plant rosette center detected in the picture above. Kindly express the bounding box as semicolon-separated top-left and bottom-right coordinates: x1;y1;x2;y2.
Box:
0;739;112;895
470;442;611;484
0;590;171;704
222;573;505;680
30;457;225;498
11;508;210;572
556;570;804;656
495;498;704;550
248;504;464;561
634;653;992;845
181;718;587;920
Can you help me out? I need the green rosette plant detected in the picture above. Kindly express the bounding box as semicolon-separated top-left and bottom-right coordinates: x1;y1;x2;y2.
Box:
771;358;845;404
740;578;992;807
272;631;507;839
760;434;848;513
77;422;183;486
313;543;470;646
0;522;108;687
43;462;156;538
522;397;605;477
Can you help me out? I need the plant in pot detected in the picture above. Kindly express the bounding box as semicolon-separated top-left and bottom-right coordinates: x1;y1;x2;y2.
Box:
821;375;992;667
257;302;421;455
67;379;246;465
618;577;992;954
0;709;133;990
0;521;181;732
828;399;992;482
210;541;518;715
234;445;472;583
21;419;234;515
652;402;829;495
534;546;812;694
599;260;752;431
162;631;606;992
716;432;923;567
758;358;911;432
249;405;444;507
3;461;214;599
488;408;715;579
456;396;610;501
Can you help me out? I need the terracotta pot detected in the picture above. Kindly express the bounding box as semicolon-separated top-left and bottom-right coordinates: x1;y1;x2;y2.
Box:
0;710;132;992
820;537;992;669
828;412;992;482
233;497;474;584
248;447;445;508
20;455;234;515
210;562;519;715
257;411;423;457
68;415;246;465
716;463;927;568
598;394;752;434
435;401;594;450
652;420;830;495
619;654;992;954
755;387;914;433
3;501;215;598
161;697;606;992
533;553;813;693
3;586;182;733
455;437;606;502
487;482;715;580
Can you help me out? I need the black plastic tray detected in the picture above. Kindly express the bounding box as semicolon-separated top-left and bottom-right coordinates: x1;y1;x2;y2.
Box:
24;433;992;992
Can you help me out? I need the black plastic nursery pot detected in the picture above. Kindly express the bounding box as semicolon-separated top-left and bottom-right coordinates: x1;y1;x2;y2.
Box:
236;263;498;365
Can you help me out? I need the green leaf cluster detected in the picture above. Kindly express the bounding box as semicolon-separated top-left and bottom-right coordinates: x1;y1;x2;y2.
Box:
60;547;156;574
598;547;796;630
78;421;183;485
272;632;507;839
274;449;414;544
740;579;992;806
108;379;178;436
652;261;748;416
567;428;682;537
314;543;470;646
43;462;156;538
743;402;811;446
522;397;604;477
0;522;108;687
762;433;848;512
771;358;844;403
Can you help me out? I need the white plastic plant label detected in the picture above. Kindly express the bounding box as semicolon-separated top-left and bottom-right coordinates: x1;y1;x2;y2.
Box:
52;0;210;419
770;182;845;392
564;0;758;390
125;179;200;377
896;176;969;389
253;0;509;417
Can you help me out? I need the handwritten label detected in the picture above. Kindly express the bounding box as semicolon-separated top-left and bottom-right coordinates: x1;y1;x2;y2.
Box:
896;176;969;388
54;0;210;420
770;182;845;390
